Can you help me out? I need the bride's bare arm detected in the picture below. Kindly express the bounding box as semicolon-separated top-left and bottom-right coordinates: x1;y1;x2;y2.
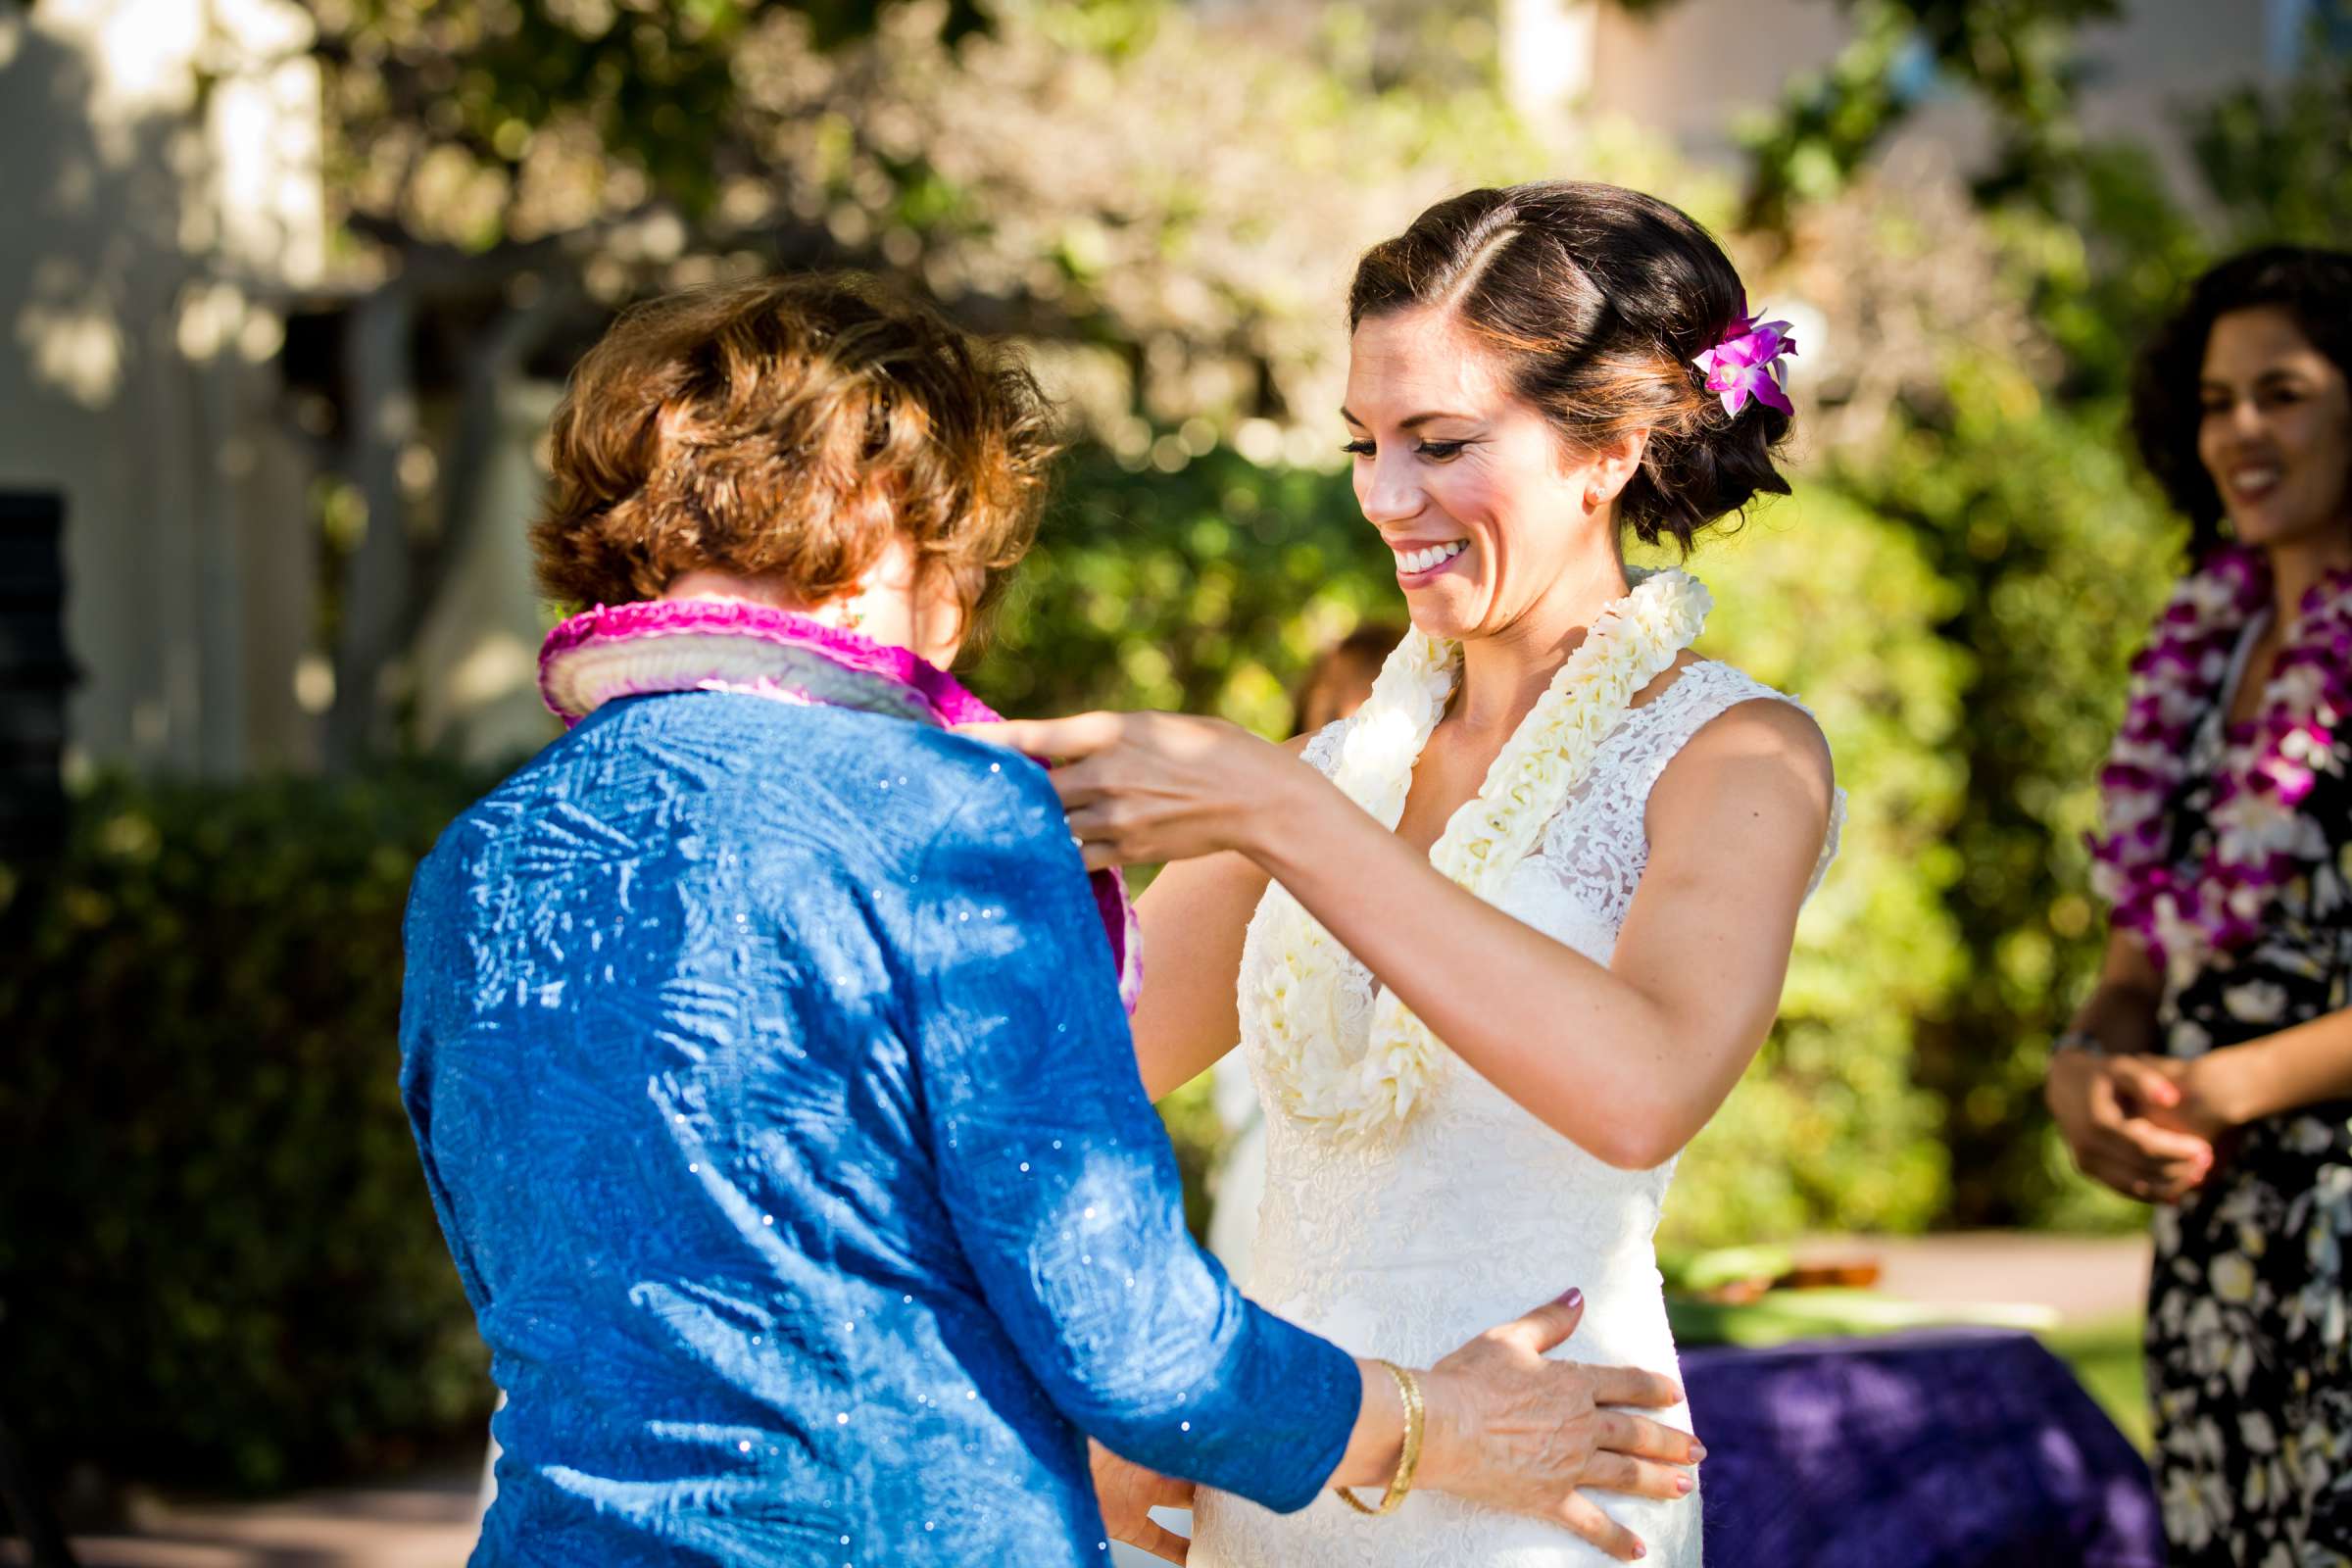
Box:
1130;851;1273;1099
962;704;1833;1169
1124;733;1306;1101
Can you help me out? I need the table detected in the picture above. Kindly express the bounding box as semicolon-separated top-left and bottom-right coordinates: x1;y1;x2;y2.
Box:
1683;1327;2164;1567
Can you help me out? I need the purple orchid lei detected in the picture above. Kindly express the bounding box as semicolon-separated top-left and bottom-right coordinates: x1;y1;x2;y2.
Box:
539;596;1002;729
1691;303;1798;417
2091;545;2352;979
538;597;1144;1012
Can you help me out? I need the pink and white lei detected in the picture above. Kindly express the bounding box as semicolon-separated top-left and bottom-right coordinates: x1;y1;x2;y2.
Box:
2092;546;2352;987
538;597;1144;1012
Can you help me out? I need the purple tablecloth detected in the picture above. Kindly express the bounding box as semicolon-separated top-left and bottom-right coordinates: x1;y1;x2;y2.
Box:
1683;1328;2163;1568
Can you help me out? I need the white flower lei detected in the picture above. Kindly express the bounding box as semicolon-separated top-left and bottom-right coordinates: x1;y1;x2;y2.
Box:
1249;567;1713;1143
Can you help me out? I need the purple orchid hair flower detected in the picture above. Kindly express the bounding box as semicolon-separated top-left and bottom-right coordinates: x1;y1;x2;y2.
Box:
1692;304;1798;417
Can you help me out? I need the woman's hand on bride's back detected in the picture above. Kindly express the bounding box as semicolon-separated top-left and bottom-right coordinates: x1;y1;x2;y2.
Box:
1418;1290;1699;1561
956;711;1307;870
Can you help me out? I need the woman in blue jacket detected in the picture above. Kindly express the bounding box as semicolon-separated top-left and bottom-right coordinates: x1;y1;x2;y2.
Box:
398;271;1697;1566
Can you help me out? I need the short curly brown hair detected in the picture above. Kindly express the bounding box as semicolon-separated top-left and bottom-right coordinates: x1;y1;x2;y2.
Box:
532;271;1059;635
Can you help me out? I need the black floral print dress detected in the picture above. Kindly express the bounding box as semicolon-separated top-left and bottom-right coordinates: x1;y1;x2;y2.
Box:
2148;626;2352;1567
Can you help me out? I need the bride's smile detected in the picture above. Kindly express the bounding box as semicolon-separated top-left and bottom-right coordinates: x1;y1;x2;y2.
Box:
1343;304;1643;654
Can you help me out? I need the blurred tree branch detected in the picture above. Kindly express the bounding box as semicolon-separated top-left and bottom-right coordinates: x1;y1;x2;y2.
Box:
1721;0;2122;233
1588;0;2118;234
307;1;995;764
2187;21;2352;250
291;0;1551;763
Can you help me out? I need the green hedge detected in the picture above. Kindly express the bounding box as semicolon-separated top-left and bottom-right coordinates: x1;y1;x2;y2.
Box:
1648;485;1964;1247
1825;363;2183;1231
0;767;497;1491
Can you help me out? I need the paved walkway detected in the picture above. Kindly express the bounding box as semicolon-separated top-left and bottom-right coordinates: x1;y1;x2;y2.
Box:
1;1476;480;1568
1796;1229;2151;1326
6;1231;2154;1568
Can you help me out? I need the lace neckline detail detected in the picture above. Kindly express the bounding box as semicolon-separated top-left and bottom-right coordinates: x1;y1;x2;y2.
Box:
1318;657;1726;804
1301;657;1842;940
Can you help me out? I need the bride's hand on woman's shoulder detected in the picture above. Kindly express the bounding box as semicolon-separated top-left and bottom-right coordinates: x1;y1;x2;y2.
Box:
1413;1290;1698;1561
956;711;1313;870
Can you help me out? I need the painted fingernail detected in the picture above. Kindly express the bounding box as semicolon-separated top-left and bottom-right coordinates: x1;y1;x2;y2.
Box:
1633;1544;1647;1559
1557;1288;1584;1309
1690;1443;1707;1463
1674;1475;1693;1495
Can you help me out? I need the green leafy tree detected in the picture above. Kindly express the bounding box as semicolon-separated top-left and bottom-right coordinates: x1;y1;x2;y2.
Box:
1734;0;2122;231
299;1;998;767
1707;0;2352;1225
1820;359;2181;1226
2186;24;2352;250
292;0;1544;766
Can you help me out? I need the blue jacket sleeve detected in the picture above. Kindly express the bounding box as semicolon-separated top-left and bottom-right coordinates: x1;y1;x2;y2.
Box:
904;755;1360;1513
397;842;496;1319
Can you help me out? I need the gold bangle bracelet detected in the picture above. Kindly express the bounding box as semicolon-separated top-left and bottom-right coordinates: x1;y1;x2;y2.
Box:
1333;1360;1425;1516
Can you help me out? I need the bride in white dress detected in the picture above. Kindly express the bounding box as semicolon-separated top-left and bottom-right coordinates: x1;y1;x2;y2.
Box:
975;181;1841;1566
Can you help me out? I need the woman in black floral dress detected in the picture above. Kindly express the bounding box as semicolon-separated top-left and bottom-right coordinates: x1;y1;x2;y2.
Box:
2048;246;2352;1566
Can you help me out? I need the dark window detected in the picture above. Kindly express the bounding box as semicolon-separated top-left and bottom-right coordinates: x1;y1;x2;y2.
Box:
0;491;75;864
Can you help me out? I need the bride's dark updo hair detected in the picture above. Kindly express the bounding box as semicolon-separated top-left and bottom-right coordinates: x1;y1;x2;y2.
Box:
1348;181;1791;552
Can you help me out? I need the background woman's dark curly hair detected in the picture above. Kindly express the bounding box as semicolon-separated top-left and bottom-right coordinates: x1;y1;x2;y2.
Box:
1348;180;1791;554
2132;245;2352;557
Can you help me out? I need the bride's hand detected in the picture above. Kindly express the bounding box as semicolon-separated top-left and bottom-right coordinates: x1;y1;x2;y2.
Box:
1416;1291;1699;1561
1088;1440;1194;1564
955;712;1305;870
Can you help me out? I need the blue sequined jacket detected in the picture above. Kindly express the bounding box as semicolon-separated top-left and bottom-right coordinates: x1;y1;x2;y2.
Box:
399;690;1360;1566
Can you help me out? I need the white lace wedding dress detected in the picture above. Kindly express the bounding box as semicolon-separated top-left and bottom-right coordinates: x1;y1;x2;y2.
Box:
1188;662;1841;1568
